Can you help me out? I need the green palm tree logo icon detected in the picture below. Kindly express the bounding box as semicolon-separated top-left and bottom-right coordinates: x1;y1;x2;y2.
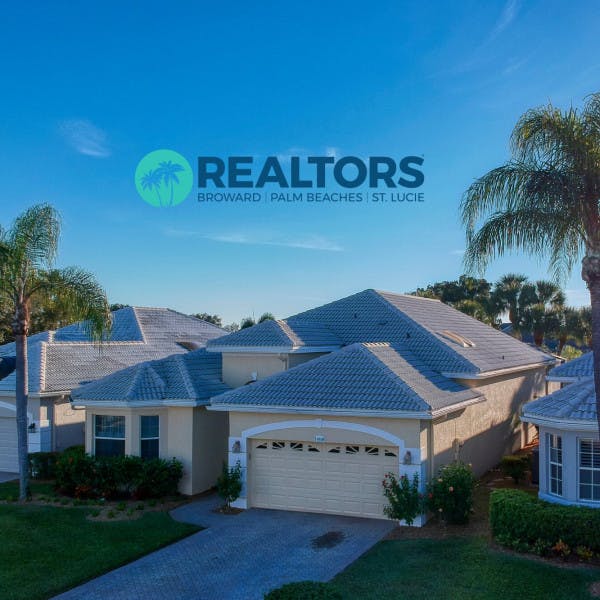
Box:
135;150;193;207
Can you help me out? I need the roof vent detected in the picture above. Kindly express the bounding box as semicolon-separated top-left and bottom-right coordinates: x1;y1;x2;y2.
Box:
438;330;476;348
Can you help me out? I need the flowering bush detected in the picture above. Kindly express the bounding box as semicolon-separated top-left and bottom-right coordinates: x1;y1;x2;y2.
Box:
426;462;475;524
382;472;422;525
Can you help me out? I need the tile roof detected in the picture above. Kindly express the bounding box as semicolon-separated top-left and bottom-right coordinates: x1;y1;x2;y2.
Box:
208;289;554;375
210;342;481;413
0;307;224;395
71;349;229;405
208;318;342;349
547;352;593;381
522;377;597;424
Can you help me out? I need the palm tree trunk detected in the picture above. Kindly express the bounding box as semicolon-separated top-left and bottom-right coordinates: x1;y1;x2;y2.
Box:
13;301;30;501
582;256;600;435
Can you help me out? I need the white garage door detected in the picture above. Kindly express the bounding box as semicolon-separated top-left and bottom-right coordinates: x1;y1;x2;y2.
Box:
0;417;18;472
249;439;399;519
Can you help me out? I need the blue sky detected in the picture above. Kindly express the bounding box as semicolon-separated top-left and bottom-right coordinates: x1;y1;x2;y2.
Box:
1;1;599;324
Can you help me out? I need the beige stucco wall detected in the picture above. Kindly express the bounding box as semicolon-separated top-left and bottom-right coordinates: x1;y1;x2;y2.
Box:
85;405;227;496
228;411;422;449
432;367;547;476
222;354;288;388
222;352;327;388
51;397;85;451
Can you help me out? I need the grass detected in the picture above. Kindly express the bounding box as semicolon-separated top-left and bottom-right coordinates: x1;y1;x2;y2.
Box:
0;503;199;600
0;480;54;501
331;537;598;599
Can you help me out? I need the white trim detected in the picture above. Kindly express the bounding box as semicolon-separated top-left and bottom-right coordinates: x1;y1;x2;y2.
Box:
430;396;484;417
545;376;580;383
522;414;598;431
0;401;16;413
241;418;407;448
442;361;556;380
209;404;431;419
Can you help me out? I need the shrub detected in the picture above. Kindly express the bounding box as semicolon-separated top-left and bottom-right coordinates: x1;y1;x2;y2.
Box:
382;472;422;525
490;489;600;553
28;452;59;479
134;458;183;499
55;449;183;500
426;462;475;524
217;461;242;509
264;581;342;600
500;455;530;484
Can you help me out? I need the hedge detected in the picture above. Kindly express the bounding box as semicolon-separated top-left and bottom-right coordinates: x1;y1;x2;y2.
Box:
490;489;600;552
54;446;183;500
28;451;60;479
264;582;341;600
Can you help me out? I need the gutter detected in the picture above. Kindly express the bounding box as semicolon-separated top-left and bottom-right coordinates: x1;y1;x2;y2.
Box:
545;376;583;383
71;398;210;409
442;360;557;380
521;413;598;432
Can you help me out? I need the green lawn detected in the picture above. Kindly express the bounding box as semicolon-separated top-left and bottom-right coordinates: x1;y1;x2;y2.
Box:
0;503;199;600
331;537;598;600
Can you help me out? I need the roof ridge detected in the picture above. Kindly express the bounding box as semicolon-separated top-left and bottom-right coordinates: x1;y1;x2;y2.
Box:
369;289;477;374
39;342;48;392
175;353;197;398
277;319;301;346
125;362;164;400
370;289;441;303
131;307;148;344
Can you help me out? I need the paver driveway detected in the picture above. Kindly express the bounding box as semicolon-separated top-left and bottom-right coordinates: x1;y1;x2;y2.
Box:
54;494;394;600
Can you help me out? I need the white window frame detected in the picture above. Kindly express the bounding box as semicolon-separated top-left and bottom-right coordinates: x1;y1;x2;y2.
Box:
578;437;600;503
94;415;126;456
140;415;160;459
547;433;563;497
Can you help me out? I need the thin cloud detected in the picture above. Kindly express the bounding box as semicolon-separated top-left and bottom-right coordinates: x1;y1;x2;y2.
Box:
165;228;343;252
489;0;520;41
59;119;111;157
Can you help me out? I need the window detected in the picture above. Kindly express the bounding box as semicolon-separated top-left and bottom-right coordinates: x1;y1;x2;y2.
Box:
384;448;397;457
307;445;320;452
328;446;341;454
95;415;125;457
365;446;380;455
290;442;303;451
579;438;600;501
345;445;359;454
140;415;159;459
272;441;285;450
256;442;268;449
547;433;563;496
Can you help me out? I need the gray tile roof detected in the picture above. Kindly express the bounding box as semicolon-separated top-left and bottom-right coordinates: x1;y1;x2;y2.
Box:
0;307;224;395
71;349;229;405
522;377;597;423
211;342;481;413
547;352;593;381
208;289;553;375
208;318;342;349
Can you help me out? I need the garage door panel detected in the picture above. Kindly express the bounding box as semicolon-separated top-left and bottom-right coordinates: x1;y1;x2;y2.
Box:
249;439;398;519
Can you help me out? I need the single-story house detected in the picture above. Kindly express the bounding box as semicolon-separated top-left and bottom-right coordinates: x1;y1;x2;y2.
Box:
522;351;599;507
0;307;224;472
70;349;230;495
70;289;555;521
204;289;555;521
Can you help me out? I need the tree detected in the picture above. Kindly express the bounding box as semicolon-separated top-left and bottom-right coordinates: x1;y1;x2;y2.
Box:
240;317;256;329
258;312;275;323
139;170;163;206
461;92;600;431
223;322;240;333
0;205;111;500
193;313;222;327
518;280;565;346
492;273;528;329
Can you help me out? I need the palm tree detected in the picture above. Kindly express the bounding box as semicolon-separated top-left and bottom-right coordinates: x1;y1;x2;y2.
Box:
156;161;184;206
139;170;163;206
553;306;586;354
517;280;566;346
492;273;528;331
461;92;600;430
0;205;111;500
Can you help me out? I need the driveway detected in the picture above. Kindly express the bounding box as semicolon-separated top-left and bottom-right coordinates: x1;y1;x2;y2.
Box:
0;471;18;483
54;494;394;600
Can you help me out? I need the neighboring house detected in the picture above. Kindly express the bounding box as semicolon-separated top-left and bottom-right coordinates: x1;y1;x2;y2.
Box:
522;352;599;507
205;289;554;522
0;307;224;472
71;350;230;495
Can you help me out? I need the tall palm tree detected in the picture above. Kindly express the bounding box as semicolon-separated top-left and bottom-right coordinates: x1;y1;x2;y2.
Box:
157;161;184;206
461;92;600;430
0;205;111;500
492;273;528;330
553;306;586;354
517;280;566;346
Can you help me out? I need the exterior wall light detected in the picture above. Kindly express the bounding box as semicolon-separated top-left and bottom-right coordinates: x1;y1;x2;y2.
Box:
403;450;412;465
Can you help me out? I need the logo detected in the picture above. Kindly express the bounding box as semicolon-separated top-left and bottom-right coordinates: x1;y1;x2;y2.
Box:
135;149;193;207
